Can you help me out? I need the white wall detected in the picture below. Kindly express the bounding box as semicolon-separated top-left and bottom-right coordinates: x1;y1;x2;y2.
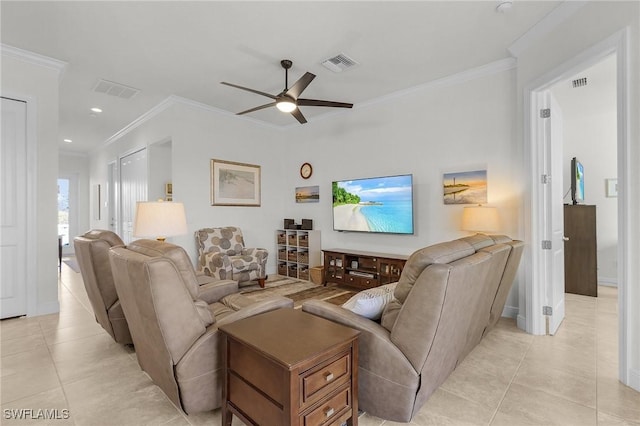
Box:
515;1;639;390
89;67;521;315
1;53;62;315
561;110;618;283
89;103;287;271
148;140;172;202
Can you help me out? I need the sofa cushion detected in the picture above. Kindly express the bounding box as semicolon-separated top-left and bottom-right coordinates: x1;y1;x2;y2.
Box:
342;283;397;320
394;240;475;303
127;239;200;299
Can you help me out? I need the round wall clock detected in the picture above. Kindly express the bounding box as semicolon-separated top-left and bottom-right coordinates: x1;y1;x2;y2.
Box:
300;162;313;179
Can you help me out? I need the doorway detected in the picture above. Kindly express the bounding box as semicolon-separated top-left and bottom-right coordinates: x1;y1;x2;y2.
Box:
525;30;630;385
57;174;78;255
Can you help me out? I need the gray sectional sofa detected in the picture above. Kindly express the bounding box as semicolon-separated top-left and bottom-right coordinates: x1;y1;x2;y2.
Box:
302;234;524;422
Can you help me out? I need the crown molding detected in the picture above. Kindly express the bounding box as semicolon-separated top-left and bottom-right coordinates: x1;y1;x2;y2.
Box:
1;44;67;83
169;95;284;131
356;57;517;112
101;57;517;145
508;1;588;58
101;97;175;149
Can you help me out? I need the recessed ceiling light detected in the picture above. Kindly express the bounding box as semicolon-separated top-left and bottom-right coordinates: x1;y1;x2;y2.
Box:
90;107;103;113
63;138;72;143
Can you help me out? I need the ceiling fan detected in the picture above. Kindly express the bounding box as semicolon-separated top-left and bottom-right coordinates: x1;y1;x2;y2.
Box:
221;59;353;124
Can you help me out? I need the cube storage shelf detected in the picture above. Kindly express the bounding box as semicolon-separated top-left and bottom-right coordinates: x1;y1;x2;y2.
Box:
276;229;321;281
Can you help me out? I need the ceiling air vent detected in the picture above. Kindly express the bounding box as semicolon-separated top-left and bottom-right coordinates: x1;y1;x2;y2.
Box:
572;77;588;88
93;79;140;99
321;53;359;73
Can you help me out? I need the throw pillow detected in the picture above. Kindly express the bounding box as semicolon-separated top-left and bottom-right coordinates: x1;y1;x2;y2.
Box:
342;283;398;320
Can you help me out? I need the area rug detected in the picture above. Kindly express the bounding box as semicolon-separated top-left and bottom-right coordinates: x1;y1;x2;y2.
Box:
63;258;81;273
241;275;357;309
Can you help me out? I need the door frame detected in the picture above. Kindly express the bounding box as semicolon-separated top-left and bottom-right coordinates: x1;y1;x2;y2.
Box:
1;92;38;316
523;29;630;383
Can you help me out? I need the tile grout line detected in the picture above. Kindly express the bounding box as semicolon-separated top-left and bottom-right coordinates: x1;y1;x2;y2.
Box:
487;334;535;425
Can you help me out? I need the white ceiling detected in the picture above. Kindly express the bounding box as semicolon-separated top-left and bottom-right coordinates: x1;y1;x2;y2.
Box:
1;1;563;153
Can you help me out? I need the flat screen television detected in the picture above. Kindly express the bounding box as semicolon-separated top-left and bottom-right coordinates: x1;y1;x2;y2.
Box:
571;157;585;205
332;174;414;234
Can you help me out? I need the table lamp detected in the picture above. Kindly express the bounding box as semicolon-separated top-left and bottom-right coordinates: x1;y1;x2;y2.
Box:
133;200;187;242
461;205;499;234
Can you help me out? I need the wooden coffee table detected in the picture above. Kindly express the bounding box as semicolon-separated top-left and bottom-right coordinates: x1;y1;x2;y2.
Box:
220;308;360;426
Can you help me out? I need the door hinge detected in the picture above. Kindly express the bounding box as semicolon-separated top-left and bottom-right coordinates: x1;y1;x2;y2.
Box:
541;240;552;250
543;306;553;316
541;174;550;184
540;108;551;118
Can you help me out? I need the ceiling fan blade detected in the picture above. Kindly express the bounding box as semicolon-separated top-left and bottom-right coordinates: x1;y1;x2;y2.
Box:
221;82;277;100
297;98;353;109
290;108;307;124
237;102;276;115
286;72;315;99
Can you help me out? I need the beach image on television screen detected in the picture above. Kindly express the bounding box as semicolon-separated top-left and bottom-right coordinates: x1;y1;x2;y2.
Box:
332;174;413;234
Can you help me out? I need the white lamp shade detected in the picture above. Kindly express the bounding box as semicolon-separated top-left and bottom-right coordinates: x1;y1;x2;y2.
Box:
461;206;499;233
133;201;187;240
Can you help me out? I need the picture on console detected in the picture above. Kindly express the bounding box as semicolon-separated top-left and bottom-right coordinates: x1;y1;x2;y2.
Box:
332;174;414;234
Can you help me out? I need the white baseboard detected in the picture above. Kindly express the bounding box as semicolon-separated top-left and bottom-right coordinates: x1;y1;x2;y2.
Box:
517;314;527;331
629;368;640;392
37;301;60;316
501;304;518;319
598;276;618;287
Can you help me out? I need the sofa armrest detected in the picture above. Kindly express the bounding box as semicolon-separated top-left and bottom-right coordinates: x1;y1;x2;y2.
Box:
216;296;293;327
302;300;416;379
197;279;239;304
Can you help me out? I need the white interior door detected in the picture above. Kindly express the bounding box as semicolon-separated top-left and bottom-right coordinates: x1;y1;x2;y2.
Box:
119;149;147;243
541;91;566;334
1;97;27;319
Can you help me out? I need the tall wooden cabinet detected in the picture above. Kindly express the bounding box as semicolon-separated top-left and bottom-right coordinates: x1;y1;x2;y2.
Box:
276;230;321;281
563;204;598;297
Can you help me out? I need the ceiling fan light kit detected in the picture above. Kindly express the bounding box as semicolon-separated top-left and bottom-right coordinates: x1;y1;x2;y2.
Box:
221;59;353;124
276;99;297;113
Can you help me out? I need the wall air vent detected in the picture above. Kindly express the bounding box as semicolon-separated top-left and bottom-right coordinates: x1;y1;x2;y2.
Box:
572;77;588;88
321;53;359;73
93;79;140;99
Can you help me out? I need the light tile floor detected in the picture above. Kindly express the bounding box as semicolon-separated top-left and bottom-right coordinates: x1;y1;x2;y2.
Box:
1;261;638;425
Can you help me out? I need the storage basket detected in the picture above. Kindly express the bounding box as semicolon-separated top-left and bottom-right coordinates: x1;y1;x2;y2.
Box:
277;263;288;276
278;249;286;261
310;266;324;285
298;267;309;281
297;251;309;264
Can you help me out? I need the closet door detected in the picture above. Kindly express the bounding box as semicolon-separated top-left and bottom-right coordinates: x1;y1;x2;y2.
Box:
119;149;147;243
1;97;27;318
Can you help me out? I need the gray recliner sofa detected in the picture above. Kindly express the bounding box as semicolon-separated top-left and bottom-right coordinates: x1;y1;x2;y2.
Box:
74;230;132;344
302;234;524;422
109;239;293;414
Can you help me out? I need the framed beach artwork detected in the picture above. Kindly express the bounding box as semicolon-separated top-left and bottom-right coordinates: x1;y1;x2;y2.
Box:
296;185;320;203
443;169;487;205
210;159;261;206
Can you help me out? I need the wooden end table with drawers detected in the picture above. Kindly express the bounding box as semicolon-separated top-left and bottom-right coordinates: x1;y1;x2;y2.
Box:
219;308;360;426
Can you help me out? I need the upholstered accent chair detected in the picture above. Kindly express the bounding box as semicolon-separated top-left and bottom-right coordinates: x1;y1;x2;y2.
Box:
108;239;292;414
195;227;268;288
73;230;132;344
302;235;524;422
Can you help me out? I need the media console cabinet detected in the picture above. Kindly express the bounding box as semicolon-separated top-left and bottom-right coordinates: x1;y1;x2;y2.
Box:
323;249;409;290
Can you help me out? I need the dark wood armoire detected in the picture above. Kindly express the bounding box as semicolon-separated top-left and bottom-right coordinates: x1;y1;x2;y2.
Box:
563;204;598;297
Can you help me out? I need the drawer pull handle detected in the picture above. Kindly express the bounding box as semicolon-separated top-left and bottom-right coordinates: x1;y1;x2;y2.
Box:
324;372;334;381
324;407;334;418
